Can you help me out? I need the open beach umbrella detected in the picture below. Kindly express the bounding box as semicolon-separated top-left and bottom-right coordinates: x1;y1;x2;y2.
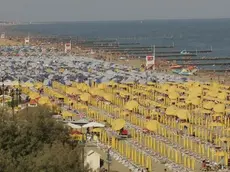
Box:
66;87;81;95
191;98;200;106
29;92;40;99
146;120;158;131
209;122;224;127
74;119;89;125
218;92;227;100
166;105;177;116
67;123;82;129
213;104;225;113
82;122;105;128
80;93;91;102
201;109;212;114
102;93;113;102
23;82;34;87
38;96;50;105
112;119;126;131
125;100;139;111
62;111;73;118
203;101;215;110
177;109;190;120
168;92;179;100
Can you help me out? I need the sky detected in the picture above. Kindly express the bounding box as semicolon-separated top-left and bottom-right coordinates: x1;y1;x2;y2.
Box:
0;0;230;22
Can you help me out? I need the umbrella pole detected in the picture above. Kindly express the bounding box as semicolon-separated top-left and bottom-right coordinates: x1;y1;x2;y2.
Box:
107;147;111;172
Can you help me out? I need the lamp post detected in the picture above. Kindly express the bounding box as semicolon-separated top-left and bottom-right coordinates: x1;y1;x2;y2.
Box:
1;77;5;108
18;78;22;104
107;147;112;172
11;89;15;119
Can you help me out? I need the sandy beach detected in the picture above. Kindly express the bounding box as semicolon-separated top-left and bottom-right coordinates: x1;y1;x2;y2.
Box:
1;34;230;172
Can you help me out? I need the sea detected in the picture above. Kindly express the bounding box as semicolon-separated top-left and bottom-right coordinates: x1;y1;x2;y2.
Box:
8;18;230;71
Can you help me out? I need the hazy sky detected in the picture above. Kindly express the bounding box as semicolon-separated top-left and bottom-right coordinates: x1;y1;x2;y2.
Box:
0;0;230;22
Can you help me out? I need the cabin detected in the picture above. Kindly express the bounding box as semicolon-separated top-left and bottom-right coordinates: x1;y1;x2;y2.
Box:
85;150;101;172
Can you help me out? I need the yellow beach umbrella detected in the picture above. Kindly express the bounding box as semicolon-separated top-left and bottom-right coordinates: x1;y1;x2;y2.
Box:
219;137;230;142
34;82;43;89
147;82;155;86
212;113;223;117
38;96;50;105
103;93;113;102
12;80;19;87
80;93;91;102
215;151;225;157
112;119;126;131
203;101;215;110
218;92;227;100
23;82;34;87
177;109;190;120
189;87;202;96
225;109;230;113
92;128;102;133
107;81;117;87
201;109;212;114
161;84;169;91
29;92;40;99
209;122;224;127
165;105;177;116
98;83;107;90
168;92;179;100
213;104;225;113
125;100;139;111
121;110;130;117
62;111;73;118
66;87;81;95
206;89;218;98
191;98;200;106
145;120;159;131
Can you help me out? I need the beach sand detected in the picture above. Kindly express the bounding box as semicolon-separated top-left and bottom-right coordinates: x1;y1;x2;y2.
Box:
0;38;23;46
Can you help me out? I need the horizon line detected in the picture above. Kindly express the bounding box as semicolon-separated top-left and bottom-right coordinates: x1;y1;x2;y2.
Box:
8;17;230;24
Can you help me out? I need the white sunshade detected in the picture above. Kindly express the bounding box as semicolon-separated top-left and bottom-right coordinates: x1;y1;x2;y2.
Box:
67;123;82;129
82;122;105;128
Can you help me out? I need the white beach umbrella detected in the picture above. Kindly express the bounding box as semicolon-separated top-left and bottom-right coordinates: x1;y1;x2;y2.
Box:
67;123;82;129
82;122;105;128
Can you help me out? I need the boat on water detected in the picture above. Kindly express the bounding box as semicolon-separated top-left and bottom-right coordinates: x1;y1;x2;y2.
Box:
172;68;198;76
170;65;182;69
180;50;190;55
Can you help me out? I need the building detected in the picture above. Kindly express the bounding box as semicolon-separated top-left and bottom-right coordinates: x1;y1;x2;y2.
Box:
85;150;101;172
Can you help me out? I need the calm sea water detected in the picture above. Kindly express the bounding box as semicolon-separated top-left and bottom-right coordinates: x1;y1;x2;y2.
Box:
9;19;230;70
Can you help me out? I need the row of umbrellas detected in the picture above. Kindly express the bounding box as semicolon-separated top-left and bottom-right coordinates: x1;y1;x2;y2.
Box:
0;55;188;87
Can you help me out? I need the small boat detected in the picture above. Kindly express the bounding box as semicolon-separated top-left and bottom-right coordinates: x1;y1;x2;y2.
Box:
180;50;190;55
172;68;198;76
170;65;182;69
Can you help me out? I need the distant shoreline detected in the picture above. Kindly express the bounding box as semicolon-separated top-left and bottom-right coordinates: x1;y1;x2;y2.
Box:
2;17;230;26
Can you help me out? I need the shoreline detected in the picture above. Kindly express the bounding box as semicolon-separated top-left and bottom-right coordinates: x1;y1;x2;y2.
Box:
0;30;230;84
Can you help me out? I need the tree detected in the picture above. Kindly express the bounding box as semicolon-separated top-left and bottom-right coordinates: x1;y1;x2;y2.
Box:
0;106;89;172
